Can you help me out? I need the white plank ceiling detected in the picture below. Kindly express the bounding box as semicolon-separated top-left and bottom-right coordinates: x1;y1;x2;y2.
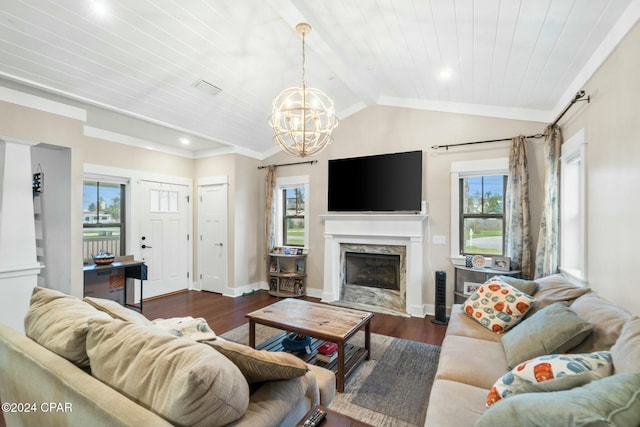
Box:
0;0;637;157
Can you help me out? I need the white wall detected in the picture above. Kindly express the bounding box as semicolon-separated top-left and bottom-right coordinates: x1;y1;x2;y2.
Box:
561;21;640;314
31;144;71;293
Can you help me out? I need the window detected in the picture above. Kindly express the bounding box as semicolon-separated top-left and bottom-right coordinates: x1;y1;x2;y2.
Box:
83;179;126;259
459;175;507;255
560;129;587;284
275;175;309;249
282;187;305;246
450;158;508;260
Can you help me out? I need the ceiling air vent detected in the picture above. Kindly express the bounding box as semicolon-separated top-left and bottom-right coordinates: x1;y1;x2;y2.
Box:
192;79;222;96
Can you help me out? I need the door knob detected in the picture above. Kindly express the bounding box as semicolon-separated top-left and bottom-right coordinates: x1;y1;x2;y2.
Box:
214;243;223;247
141;244;153;249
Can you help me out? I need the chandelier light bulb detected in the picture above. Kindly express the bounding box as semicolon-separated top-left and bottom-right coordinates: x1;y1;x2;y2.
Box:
268;23;338;157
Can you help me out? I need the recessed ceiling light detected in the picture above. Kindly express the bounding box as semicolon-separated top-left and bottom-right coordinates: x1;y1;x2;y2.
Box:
89;0;110;18
179;137;190;145
439;68;452;80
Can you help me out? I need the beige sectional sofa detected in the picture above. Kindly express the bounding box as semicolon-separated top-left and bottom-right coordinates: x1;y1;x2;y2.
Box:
424;273;640;426
0;287;336;427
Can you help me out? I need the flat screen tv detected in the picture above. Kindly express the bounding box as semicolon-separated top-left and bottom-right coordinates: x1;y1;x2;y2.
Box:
328;150;423;212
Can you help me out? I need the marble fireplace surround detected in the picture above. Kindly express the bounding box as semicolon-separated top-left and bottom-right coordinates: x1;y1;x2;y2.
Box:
321;213;427;317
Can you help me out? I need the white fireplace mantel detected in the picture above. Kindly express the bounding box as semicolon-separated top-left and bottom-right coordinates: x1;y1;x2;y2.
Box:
321;213;427;317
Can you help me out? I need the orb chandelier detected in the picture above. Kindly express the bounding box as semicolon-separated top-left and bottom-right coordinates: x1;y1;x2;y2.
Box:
268;23;338;157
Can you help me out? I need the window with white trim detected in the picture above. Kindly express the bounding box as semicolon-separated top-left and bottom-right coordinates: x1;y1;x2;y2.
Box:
82;176;128;260
451;158;508;260
275;175;309;249
560;129;587;284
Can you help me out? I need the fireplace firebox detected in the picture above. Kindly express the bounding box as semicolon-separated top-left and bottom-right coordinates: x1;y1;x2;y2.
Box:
345;252;400;290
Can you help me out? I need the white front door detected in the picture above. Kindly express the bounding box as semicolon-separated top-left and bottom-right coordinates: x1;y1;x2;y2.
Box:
199;182;228;294
139;180;190;299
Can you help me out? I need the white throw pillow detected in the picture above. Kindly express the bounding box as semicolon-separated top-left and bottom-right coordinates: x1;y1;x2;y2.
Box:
487;351;613;407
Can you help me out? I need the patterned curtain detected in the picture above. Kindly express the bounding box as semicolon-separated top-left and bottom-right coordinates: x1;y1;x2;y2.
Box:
505;135;533;279
534;125;562;278
264;166;277;258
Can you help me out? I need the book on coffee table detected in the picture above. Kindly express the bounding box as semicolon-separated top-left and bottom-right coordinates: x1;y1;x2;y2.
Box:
316;351;337;363
318;342;337;355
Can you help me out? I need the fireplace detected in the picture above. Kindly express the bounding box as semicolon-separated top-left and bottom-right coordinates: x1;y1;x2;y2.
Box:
321;213;427;317
345;252;400;290
340;243;406;314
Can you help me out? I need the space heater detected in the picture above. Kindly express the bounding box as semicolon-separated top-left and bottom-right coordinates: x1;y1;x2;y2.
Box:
431;270;449;325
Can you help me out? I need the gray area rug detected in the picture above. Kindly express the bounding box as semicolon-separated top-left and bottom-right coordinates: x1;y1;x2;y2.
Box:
221;324;440;427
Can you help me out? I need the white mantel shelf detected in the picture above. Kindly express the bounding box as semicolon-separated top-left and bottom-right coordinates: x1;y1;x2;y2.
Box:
321;212;428;317
321;213;427;239
320;213;428;220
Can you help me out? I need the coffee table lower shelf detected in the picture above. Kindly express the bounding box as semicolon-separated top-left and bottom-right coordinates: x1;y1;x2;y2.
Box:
257;331;368;384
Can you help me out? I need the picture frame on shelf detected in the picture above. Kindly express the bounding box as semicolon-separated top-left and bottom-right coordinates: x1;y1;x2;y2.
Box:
463;282;482;295
491;256;511;271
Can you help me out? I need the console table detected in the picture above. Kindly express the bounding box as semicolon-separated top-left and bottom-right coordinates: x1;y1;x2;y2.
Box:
83;257;147;312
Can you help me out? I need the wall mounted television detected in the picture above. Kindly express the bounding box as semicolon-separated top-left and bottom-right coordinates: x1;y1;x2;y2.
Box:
327;150;423;212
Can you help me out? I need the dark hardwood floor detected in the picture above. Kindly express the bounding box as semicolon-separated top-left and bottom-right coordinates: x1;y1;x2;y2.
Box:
142;290;447;346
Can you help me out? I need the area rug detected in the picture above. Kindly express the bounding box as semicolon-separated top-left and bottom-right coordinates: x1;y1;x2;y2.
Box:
221;324;441;427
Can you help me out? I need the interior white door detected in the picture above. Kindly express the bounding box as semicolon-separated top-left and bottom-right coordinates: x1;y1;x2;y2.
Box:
199;183;228;294
139;180;189;299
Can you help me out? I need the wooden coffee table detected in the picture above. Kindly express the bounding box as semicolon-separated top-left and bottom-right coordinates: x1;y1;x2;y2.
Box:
246;298;373;392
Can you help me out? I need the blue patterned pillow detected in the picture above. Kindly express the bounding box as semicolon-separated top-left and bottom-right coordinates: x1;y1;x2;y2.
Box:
463;278;535;333
487;351;612;407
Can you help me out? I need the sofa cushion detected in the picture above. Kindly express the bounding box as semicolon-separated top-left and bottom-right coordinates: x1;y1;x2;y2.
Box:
527;273;591;317
487;351;612;407
463;278;535;333
445;305;502;343
436;335;509;390
83;296;152;326
205;337;309;383
425;380;488;427
86;318;249;427
476;372;640;427
24;286;112;367
569;293;633;353
611;316;640;374
502;302;594;368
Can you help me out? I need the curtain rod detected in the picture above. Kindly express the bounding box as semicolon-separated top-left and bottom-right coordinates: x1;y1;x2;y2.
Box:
431;91;590;150
257;160;317;169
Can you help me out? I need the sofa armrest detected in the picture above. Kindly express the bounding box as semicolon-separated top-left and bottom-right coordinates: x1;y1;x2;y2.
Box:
0;325;171;427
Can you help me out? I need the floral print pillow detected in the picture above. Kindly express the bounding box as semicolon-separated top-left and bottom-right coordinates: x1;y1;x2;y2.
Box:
487;351;613;407
463;278;535;333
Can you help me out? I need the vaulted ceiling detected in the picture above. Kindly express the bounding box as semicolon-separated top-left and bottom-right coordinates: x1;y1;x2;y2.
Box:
0;0;637;158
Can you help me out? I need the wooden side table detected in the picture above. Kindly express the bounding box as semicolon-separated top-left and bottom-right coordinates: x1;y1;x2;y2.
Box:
296;405;373;427
453;265;521;304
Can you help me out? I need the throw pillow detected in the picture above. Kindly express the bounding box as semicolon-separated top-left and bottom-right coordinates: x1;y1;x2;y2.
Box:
86;318;249;427
487;351;612;407
463;278;535;333
569;293;633;353
502;302;594;368
476;372;640;427
24;286;112;367
83;296;152;326
611;316;640;373
152;317;217;341
494;276;539;296
525;273;592;317
205;337;309;383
